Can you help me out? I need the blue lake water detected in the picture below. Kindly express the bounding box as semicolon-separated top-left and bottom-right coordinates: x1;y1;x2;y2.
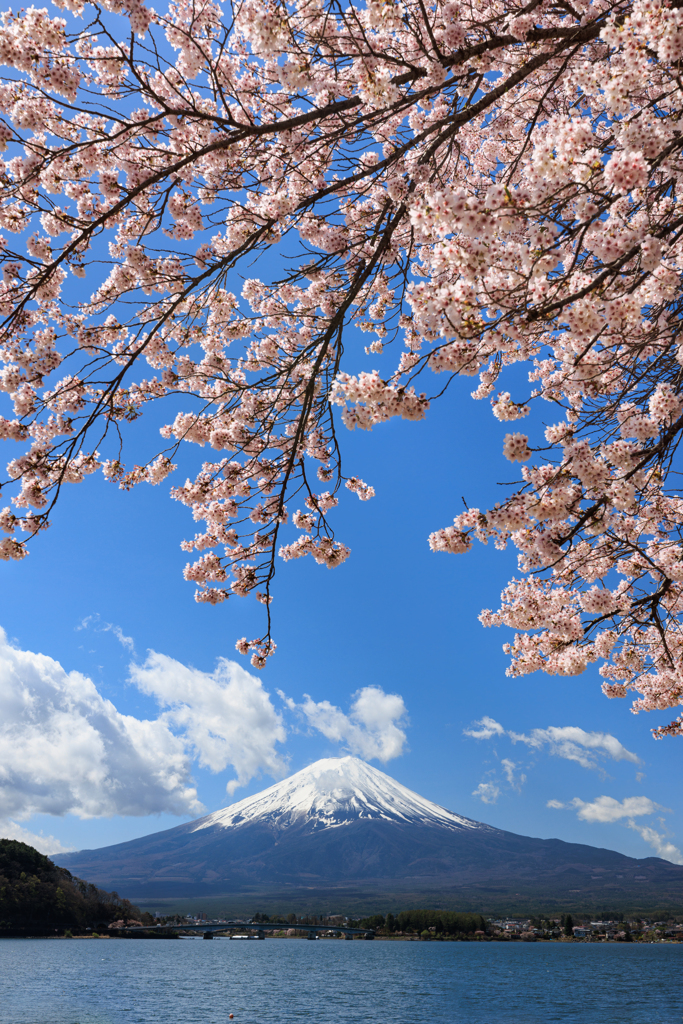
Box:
0;937;682;1024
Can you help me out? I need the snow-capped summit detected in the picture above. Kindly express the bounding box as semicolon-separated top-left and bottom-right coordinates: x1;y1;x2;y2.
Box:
191;756;483;835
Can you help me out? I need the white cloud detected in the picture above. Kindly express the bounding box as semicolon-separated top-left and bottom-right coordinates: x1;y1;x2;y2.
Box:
0;627;202;820
0;820;75;856
570;795;661;823
75;614;134;652
501;758;526;791
547;795;660;822
463;716;505;740
511;726;640;768
0;628;292;820
465;718;639;770
464;723;528;795
628;822;683;865
277;690;297;712
472;781;500;804
130;652;287;794
102;624;135;653
288;685;408;762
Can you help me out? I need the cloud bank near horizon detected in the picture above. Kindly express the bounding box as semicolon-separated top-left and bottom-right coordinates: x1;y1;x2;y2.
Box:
547;795;683;865
0;627;203;822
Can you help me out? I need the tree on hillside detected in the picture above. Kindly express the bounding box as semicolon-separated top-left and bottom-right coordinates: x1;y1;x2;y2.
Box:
0;0;682;730
0;838;141;933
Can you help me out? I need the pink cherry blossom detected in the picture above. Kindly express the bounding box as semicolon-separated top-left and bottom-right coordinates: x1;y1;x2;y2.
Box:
0;0;682;735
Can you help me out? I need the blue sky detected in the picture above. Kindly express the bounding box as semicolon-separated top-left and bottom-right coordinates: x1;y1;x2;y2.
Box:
0;0;679;880
2;340;682;868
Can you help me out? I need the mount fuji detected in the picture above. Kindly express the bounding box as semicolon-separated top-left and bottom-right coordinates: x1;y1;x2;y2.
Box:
56;757;683;912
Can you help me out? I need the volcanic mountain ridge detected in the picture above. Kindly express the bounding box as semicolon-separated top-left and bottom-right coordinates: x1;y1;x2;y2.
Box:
55;756;683;911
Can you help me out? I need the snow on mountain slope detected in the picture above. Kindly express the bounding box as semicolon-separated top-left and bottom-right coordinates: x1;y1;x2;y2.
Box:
191;756;487;834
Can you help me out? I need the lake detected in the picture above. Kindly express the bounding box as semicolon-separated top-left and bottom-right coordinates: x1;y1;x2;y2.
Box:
0;937;681;1023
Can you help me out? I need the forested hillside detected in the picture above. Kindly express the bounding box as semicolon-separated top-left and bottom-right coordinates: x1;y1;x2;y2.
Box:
0;839;141;936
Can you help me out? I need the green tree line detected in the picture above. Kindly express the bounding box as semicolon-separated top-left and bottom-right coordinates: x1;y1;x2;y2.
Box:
358;910;488;936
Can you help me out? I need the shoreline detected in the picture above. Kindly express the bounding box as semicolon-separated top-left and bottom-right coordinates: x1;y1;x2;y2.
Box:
2;933;681;944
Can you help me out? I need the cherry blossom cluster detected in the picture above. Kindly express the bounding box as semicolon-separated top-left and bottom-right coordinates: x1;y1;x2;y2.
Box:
0;0;683;724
